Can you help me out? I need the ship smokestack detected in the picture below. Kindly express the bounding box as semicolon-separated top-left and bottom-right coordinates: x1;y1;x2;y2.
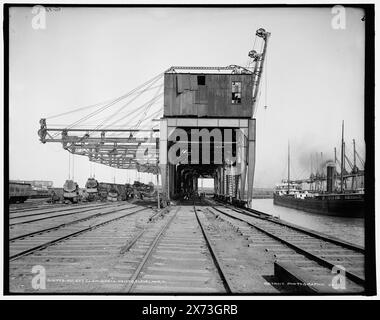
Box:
326;162;336;193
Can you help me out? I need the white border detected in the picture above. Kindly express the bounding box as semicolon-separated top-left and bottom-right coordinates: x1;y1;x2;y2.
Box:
0;0;378;300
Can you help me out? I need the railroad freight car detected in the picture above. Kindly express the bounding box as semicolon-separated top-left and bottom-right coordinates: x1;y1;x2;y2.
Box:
132;181;155;198
85;178;99;201
98;182;127;201
9;182;33;203
116;184;127;201
11;180;53;199
98;183;109;201
125;183;134;199
30;187;51;199
107;186;119;202
107;183;127;201
48;188;63;203
63;180;80;203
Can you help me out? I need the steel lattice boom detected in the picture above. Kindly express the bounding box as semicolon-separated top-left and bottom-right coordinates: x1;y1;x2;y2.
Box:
38;119;160;174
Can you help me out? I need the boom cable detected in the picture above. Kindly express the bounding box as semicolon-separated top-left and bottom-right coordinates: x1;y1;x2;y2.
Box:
51;73;164;138
92;77;163;132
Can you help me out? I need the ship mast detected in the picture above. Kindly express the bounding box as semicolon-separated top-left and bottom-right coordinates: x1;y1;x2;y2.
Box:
310;154;313;191
352;139;357;190
340;120;345;193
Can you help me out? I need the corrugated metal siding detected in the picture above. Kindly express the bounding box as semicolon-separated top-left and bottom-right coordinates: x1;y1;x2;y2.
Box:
164;73;253;118
176;74;191;93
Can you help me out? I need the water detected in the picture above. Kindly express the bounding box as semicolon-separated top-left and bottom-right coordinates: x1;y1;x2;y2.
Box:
250;199;364;247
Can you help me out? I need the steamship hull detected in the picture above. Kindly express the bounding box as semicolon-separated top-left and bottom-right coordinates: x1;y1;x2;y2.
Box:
273;193;364;218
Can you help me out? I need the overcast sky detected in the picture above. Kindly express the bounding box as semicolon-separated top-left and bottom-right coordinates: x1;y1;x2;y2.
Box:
9;6;365;188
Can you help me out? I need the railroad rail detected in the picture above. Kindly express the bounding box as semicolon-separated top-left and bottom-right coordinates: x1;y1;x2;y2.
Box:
214;198;363;251
206;199;365;293
10;202;51;213
9;204;159;293
9;204;231;293
9;204;144;260
9;202;124;226
8;198;366;293
10;203;134;241
9;201;103;215
117;204;230;293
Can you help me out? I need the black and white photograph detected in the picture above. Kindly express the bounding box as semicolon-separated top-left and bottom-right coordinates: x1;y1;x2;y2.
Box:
3;3;376;298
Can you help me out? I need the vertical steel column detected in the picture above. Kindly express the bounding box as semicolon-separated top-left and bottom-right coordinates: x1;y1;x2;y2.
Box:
159;119;168;206
223;166;227;198
168;163;176;199
237;128;248;200
221;166;224;197
217;167;222;196
156;173;160;208
247;119;256;206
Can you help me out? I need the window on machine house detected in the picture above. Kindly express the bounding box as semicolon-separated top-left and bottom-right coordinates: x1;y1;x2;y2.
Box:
231;81;242;104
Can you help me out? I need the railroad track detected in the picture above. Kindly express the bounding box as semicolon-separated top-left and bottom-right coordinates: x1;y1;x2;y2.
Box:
9;201;109;216
10;203;49;213
9;198;53;210
9;203;143;261
95;204;231;294
9;203;134;241
9;202;124;226
9;204;159;293
10;201;278;293
206;200;365;293
9;198;365;294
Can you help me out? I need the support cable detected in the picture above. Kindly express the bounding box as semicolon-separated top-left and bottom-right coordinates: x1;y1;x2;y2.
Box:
92;77;163;132
105;91;163;130
51;73;164;137
45;84;164;120
133;84;164;130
